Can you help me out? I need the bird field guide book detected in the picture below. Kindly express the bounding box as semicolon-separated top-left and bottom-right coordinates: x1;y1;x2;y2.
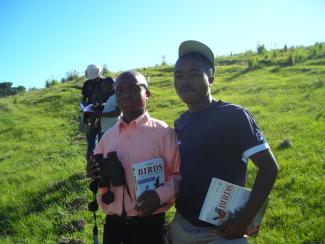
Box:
132;157;165;199
199;178;268;236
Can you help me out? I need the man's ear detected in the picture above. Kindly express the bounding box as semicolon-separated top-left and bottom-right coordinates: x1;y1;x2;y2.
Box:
208;76;214;85
146;90;151;99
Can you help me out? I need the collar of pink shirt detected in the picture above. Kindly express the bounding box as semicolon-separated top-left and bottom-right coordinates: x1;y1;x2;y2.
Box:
117;111;149;132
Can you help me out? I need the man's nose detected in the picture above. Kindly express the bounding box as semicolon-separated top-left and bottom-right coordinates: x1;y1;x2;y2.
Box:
119;91;132;99
179;81;191;88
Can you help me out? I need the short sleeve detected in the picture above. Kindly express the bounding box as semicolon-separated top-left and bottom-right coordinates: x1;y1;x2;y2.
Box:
102;94;117;112
234;108;270;163
94;135;105;155
155;128;181;204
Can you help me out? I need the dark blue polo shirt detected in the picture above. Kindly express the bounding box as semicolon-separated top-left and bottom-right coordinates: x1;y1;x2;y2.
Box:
174;100;269;226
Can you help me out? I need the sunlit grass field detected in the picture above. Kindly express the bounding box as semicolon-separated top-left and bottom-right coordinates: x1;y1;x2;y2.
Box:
0;45;324;243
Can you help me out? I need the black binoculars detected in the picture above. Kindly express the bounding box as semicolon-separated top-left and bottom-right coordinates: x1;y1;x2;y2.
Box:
88;151;125;211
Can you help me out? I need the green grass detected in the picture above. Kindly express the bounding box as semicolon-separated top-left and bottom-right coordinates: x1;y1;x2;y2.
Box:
0;45;324;243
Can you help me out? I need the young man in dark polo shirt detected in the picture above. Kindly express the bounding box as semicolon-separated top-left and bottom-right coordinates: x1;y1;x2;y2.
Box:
170;40;279;244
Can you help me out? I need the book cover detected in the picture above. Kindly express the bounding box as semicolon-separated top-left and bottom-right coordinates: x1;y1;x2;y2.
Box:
132;157;165;199
199;178;268;236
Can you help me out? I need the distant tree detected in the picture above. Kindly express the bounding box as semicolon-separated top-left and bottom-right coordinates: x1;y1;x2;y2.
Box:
0;82;14;97
45;79;59;88
51;80;59;86
284;44;288;52
287;52;296;66
257;44;267;55
0;82;26;97
311;42;325;58
102;64;109;74
0;81;13;90
161;55;167;66
65;70;79;81
15;85;26;93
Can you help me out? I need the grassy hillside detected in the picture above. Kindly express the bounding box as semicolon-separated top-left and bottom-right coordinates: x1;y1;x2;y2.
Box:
0;44;324;243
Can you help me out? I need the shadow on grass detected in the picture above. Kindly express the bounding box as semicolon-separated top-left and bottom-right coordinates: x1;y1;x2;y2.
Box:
0;127;15;135
225;68;250;81
0;172;87;238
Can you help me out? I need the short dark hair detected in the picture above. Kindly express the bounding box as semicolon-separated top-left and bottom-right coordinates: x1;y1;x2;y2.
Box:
116;71;149;90
179;52;214;77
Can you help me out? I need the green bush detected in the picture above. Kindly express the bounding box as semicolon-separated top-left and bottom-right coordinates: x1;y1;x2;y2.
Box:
248;57;258;70
245;50;254;56
287;52;296;66
295;49;306;63
286;49;306;66
311;42;325;58
271;50;278;64
65;70;80;81
257;44;267;55
45;79;59;88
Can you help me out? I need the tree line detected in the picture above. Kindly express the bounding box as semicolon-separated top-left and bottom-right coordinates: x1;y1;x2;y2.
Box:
0;82;26;98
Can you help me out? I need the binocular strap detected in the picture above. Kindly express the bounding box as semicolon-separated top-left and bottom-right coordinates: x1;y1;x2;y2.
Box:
90;190;99;244
93;211;98;244
122;183;132;218
89;180;132;244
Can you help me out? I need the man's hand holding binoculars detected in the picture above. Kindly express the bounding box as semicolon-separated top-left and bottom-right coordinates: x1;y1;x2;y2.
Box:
86;159;101;180
86;152;162;217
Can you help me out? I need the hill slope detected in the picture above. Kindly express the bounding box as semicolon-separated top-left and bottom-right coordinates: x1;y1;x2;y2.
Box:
0;46;324;243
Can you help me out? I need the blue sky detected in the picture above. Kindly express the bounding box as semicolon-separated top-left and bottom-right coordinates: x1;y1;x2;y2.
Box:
1;0;324;88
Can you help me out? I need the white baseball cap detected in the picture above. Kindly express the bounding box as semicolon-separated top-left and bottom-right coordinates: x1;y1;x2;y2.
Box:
85;64;103;80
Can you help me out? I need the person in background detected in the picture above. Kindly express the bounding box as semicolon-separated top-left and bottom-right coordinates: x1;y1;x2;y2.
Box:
170;40;279;244
81;64;105;161
99;77;121;136
86;70;181;244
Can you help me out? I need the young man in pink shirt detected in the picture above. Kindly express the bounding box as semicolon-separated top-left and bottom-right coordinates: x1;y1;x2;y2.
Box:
87;70;180;244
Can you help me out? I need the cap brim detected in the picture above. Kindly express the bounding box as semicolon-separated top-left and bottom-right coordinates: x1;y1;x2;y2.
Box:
86;73;99;80
179;40;215;71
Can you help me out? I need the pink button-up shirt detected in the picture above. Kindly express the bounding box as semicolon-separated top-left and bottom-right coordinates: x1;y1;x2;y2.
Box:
94;112;181;216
